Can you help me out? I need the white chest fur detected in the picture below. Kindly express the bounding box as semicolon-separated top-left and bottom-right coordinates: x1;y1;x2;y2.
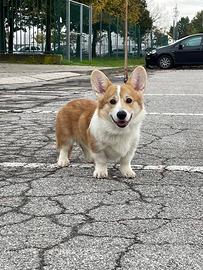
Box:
89;110;144;160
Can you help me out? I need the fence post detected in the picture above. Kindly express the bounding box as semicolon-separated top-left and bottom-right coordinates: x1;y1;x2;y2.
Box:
66;0;70;60
80;4;83;61
88;4;92;61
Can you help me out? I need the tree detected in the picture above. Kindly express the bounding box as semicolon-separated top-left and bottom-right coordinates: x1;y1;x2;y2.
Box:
176;17;191;39
79;0;152;57
1;0;65;53
168;10;203;40
1;0;152;57
191;10;203;33
0;0;6;52
169;17;191;40
153;27;168;47
136;7;152;55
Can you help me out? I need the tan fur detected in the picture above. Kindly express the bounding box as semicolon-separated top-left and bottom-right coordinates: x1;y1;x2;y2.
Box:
56;99;97;156
121;84;144;109
56;85;143;157
97;85;118;118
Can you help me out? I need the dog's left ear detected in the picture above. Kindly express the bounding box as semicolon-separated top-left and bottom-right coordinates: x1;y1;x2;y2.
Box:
127;66;147;92
91;70;111;95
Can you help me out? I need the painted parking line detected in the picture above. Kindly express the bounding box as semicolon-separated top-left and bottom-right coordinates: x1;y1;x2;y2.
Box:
145;94;203;96
147;112;203;116
0;162;202;173
0;109;203;116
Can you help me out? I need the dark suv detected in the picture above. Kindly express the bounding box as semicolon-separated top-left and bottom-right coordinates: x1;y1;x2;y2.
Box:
145;33;203;69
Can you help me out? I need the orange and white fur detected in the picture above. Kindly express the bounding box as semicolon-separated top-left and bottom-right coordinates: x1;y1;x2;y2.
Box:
56;66;147;178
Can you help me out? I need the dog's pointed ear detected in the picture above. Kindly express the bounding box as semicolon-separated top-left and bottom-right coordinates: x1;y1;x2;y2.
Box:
127;66;147;92
91;70;111;95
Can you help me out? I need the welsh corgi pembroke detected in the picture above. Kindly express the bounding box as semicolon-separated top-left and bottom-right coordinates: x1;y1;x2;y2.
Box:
56;66;147;178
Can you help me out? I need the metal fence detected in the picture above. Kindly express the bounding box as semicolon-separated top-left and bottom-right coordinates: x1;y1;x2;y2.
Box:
66;0;92;61
96;15;143;58
0;0;168;60
0;0;92;60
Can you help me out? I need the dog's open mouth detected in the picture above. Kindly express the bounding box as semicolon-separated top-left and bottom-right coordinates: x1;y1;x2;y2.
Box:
111;115;132;128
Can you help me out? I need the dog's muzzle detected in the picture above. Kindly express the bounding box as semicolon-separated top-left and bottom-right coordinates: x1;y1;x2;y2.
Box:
111;112;132;128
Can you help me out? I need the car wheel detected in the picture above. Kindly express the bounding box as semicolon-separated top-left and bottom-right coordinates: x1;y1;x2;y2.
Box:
158;55;173;69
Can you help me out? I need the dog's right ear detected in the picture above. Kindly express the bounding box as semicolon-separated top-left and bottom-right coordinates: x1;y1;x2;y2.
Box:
91;70;111;96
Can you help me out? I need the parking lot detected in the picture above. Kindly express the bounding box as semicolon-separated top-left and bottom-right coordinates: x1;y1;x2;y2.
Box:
0;68;202;269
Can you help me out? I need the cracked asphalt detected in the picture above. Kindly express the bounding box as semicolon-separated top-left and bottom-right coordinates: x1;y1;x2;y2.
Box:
0;68;203;270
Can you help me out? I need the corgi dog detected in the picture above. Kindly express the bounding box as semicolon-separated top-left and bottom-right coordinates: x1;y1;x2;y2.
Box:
56;66;147;178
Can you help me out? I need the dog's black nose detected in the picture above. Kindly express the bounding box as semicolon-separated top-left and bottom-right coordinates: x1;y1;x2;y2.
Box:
117;110;127;120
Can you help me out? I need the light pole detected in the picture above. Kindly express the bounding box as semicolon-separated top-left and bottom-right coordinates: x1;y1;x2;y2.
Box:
172;4;179;41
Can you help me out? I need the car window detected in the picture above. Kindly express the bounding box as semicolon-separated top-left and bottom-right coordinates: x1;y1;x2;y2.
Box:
181;36;202;47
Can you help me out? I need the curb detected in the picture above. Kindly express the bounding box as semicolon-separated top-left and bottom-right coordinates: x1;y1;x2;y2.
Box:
0;67;125;90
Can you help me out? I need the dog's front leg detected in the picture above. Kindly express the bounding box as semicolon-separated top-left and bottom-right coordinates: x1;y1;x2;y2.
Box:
120;149;136;178
92;151;108;178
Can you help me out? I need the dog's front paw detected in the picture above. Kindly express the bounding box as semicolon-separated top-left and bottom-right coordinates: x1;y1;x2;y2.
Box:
93;168;108;179
57;158;70;167
120;166;136;178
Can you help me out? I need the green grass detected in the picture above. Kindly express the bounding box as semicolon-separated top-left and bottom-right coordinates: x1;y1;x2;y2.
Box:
62;56;145;67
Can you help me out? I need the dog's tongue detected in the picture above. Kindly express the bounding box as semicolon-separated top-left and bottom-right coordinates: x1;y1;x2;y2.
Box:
117;120;128;128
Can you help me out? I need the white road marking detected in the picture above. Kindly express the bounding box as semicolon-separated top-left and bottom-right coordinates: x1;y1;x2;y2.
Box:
0;162;202;172
0;110;203;116
0;110;56;114
147;112;203;116
2;88;203;96
145;94;203;96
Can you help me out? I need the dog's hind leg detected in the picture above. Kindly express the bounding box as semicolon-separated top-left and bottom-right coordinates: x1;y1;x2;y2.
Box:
57;141;73;167
56;116;73;167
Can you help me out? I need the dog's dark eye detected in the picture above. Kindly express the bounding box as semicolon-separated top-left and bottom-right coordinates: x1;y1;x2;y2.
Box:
126;97;133;104
110;99;117;105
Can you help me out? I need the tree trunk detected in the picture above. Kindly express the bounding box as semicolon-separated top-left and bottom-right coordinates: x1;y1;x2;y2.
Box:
76;34;80;58
108;18;112;56
107;29;112;56
0;0;6;53
92;27;97;58
8;0;14;53
45;0;51;53
137;25;141;57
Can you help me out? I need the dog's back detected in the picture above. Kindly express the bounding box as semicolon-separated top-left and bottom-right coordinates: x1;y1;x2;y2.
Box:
56;99;97;149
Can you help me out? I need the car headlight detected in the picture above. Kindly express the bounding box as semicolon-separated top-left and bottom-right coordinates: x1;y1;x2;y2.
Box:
150;49;157;54
146;49;157;56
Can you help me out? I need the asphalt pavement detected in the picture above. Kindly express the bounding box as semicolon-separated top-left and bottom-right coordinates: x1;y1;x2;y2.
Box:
0;64;203;270
0;63;120;90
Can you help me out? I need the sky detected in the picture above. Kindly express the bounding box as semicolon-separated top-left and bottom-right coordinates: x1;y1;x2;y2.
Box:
146;0;203;29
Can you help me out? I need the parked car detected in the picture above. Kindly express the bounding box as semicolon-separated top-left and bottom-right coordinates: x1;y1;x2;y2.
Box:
16;46;42;54
145;33;203;69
